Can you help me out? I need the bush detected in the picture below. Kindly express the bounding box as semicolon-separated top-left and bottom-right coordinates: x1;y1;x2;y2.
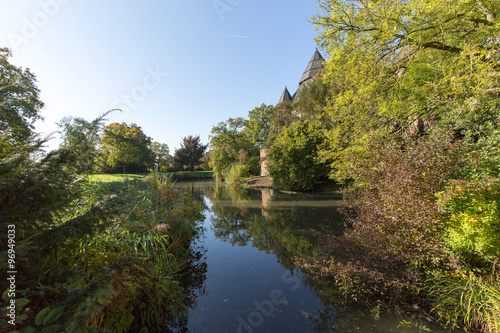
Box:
438;179;500;260
297;135;462;302
224;163;250;187
268;121;328;190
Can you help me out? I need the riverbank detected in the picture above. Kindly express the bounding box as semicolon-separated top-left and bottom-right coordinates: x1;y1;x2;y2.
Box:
91;171;214;183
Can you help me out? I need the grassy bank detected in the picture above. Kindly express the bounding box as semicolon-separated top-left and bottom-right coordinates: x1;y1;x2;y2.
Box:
2;173;205;332
91;171;213;183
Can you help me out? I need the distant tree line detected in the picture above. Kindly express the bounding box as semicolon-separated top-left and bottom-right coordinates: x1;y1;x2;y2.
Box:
58;117;208;174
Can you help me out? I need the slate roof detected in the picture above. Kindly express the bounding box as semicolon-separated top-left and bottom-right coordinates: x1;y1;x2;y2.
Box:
278;86;293;103
299;49;325;86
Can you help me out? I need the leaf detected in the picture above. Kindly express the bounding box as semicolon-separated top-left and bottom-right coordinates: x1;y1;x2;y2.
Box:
43;306;64;326
40;325;62;333
16;314;28;322
20;327;36;333
2;289;10;301
15;298;30;311
35;307;51;326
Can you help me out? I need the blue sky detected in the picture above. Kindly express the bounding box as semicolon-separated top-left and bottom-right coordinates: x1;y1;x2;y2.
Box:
0;0;323;151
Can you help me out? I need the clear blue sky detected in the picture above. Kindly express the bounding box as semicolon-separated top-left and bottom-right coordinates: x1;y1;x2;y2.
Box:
0;0;323;151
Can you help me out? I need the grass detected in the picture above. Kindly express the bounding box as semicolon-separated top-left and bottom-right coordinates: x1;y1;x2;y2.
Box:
90;171;213;183
90;174;146;183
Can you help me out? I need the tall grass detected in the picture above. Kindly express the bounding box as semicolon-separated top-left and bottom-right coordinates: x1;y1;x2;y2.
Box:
429;272;500;332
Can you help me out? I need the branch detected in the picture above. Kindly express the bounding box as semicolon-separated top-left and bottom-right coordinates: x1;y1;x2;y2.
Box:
420;41;463;53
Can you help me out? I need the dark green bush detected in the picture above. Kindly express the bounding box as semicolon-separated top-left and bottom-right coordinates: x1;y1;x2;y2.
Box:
268;121;328;190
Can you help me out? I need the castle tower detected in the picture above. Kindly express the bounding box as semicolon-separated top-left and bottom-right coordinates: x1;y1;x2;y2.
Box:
298;49;325;87
278;86;293;104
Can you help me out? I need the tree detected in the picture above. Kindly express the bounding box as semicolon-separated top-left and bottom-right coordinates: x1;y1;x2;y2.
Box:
209;117;259;180
246;104;274;148
314;0;500;181
267;101;299;147
58;116;103;174
151;141;172;172
268;121;328;190
100;122;154;173
173;135;207;171
0;48;44;155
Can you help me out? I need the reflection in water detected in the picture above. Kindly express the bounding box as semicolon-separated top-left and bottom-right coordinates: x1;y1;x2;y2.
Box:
173;181;457;333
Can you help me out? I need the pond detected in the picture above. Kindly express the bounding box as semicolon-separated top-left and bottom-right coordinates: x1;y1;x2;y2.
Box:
174;181;461;333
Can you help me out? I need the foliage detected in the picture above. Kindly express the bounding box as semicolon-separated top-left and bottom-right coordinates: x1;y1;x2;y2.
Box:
438;179;500;260
100;122;154;173
209;117;259;180
0;52;205;330
223;163;250;187
429;272;500;333
246;103;274;148
57;116;104;174
268;121;328;190
292;75;333;123
150;141;172;172
173;135;207;172
313;0;500;182
0;115;108;234
297;135;462;301
0;48;44;154
266;101;298;147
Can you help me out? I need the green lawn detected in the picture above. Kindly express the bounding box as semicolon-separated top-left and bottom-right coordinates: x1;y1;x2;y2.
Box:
90;171;213;183
90;174;146;183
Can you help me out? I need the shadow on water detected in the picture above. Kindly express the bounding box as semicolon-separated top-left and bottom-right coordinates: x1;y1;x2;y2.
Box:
172;181;461;333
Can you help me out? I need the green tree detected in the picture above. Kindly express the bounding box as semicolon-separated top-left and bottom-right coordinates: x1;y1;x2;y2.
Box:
57;116;103;174
151;141;172;172
209;117;258;180
100;122;154;173
173;135;207;171
314;0;500;181
0;48;44;155
267;101;298;147
268;121;328;190
246;103;274;148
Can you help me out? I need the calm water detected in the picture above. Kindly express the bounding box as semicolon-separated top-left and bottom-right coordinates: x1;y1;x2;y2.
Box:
174;181;460;333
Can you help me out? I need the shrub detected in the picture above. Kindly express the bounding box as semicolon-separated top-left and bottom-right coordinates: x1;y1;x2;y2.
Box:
268;121;328;190
224;163;250;187
297;135;462;302
438;179;500;260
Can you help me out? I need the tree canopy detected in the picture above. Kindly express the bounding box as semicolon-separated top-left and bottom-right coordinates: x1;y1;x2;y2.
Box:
100;122;154;173
0;48;44;155
314;0;500;181
209;117;259;180
173;135;207;171
247;103;274;148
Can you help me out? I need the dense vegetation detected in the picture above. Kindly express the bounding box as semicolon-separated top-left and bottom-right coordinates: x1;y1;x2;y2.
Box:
0;48;205;332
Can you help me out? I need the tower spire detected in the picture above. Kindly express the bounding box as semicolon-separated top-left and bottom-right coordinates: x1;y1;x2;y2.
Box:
278;86;293;103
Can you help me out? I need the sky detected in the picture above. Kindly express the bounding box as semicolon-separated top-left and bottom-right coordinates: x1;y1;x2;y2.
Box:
0;0;324;151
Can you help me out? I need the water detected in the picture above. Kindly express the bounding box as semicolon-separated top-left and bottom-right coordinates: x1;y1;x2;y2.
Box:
174;181;460;333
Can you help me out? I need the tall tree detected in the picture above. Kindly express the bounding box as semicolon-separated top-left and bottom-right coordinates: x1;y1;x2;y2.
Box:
173;135;207;171
209;117;258;180
58;116;102;174
100;122;154;173
314;0;500;181
246;103;274;148
151;141;172;172
0;48;44;155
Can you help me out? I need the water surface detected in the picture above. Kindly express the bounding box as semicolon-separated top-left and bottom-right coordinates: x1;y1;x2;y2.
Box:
175;181;460;333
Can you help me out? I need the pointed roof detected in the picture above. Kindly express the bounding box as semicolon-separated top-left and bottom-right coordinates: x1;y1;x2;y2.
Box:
299;49;325;86
278;86;293;103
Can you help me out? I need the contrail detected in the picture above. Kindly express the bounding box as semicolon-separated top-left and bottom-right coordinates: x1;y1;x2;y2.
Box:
209;34;252;39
